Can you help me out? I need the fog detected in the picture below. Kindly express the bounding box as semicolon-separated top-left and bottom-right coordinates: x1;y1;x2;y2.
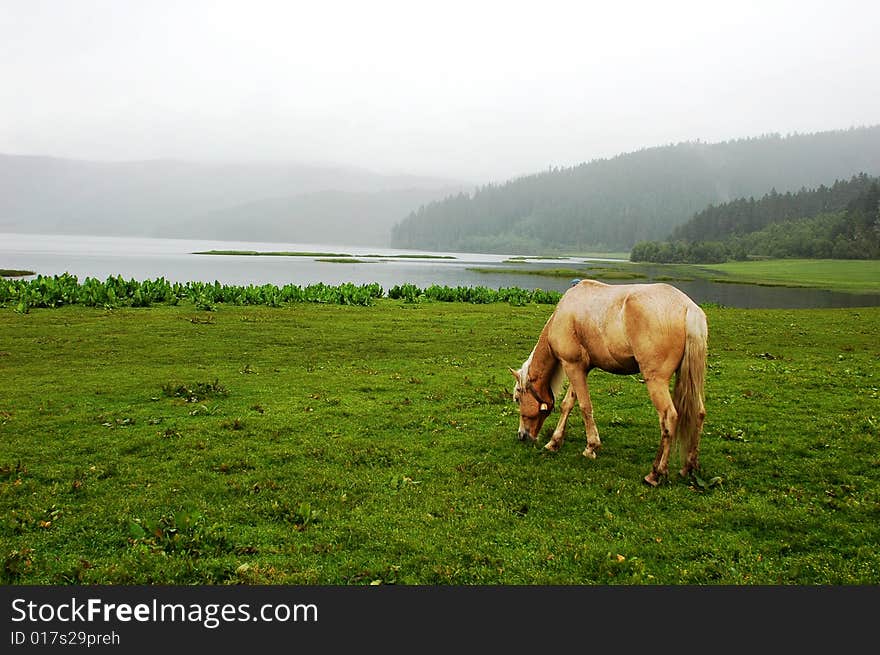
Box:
2;0;879;183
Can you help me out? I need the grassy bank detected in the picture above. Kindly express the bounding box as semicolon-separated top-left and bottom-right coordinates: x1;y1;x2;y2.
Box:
471;259;880;294
1;300;878;584
194;250;456;260
702;259;880;293
469;266;647;280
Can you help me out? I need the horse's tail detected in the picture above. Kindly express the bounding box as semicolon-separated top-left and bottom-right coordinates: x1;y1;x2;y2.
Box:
673;303;708;465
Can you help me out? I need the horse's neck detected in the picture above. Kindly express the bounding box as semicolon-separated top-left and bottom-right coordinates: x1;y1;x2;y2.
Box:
529;327;559;393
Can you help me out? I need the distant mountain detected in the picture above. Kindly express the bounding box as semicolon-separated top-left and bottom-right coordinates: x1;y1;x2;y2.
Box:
181;188;464;246
0;154;467;245
390;126;880;253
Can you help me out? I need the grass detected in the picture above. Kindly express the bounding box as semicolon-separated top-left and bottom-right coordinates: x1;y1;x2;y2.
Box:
470;266;646;281
363;254;456;260
702;259;880;294
316;258;371;264
193;250;456;260
193;250;353;257
0;300;878;585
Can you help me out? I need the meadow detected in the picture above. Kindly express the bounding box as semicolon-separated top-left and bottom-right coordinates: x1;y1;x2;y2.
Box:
702;259;880;293
471;258;880;294
1;286;878;585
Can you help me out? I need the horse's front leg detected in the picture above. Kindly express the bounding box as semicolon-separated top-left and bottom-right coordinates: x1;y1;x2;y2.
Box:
561;363;601;459
545;385;576;452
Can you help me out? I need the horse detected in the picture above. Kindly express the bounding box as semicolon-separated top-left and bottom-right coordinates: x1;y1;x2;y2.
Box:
510;279;708;486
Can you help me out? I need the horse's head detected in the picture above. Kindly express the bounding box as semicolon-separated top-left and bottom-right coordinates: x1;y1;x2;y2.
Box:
509;366;553;442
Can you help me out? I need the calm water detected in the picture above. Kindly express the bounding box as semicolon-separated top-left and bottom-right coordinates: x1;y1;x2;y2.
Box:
2;232;878;309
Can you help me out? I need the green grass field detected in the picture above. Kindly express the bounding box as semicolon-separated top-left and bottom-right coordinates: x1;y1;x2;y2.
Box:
702;259;880;293
470;259;880;294
1;300;878;584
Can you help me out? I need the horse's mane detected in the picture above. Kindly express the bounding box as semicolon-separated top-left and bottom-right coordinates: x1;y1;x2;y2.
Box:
521;332;565;402
546;357;565;401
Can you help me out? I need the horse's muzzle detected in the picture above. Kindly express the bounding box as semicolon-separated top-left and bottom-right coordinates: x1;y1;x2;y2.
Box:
518;429;534;442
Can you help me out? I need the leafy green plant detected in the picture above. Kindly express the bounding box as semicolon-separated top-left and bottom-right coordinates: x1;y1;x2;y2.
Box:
162;379;228;402
127;506;230;556
2;548;34;583
0;274;562;312
267;500;320;529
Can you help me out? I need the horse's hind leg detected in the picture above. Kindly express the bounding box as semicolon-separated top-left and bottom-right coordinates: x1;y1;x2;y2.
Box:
679;403;705;478
644;377;678;486
545;385;576;452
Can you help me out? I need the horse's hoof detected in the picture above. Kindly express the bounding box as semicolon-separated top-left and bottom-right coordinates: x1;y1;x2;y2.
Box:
643;473;660;487
582;449;597;460
544;441;560;452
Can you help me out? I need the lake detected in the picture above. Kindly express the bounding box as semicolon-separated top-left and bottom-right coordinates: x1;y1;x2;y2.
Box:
2;232;878;309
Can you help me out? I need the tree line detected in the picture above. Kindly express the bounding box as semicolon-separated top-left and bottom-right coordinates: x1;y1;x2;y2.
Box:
630;174;880;263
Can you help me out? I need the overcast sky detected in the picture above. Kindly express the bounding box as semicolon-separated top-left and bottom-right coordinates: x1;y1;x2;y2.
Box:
2;0;879;183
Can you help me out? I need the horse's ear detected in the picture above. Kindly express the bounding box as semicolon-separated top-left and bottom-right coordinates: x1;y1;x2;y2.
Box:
509;368;520;382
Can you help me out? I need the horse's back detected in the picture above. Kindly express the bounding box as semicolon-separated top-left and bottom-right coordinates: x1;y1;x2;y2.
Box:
558;279;695;318
549;280;637;370
550;280;701;376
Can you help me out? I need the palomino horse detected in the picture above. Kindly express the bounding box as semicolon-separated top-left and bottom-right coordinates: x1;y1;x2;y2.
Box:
510;280;708;486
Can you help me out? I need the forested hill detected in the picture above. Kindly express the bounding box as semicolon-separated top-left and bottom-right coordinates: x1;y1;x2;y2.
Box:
389;126;880;254
630;175;879;262
671;173;878;242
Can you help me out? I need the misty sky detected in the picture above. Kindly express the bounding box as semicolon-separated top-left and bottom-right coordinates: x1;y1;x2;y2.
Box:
2;0;879;183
